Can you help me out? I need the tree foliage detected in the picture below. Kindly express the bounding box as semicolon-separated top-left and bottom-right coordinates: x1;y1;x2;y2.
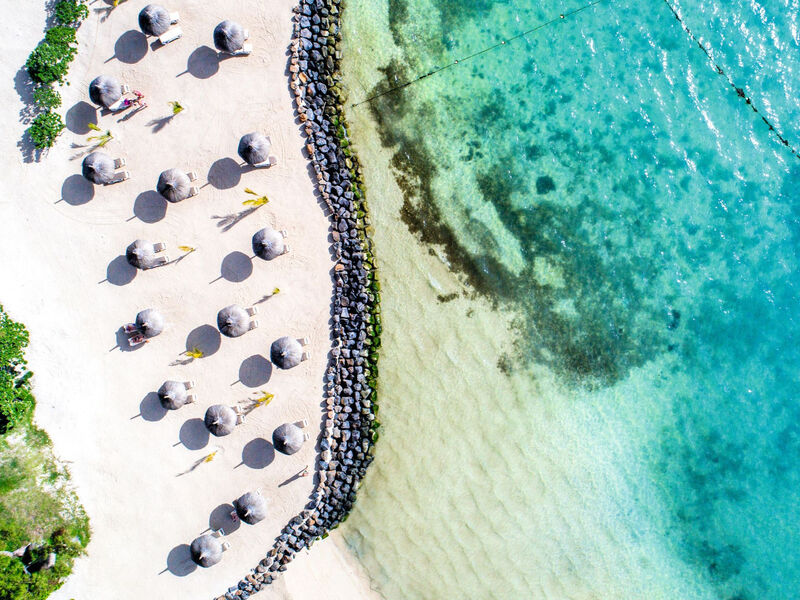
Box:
0;527;86;600
25;43;71;85
0;307;34;433
43;26;78;51
28;111;65;150
32;86;61;110
54;0;89;25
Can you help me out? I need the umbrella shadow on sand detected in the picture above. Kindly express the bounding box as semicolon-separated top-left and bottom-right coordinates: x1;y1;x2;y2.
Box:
107;30;148;64
102;255;137;286
208;503;240;534
162;544;196;576
59;174;95;206
177;418;209;451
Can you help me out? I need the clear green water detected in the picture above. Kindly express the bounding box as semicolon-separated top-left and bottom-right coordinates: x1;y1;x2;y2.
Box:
339;0;800;598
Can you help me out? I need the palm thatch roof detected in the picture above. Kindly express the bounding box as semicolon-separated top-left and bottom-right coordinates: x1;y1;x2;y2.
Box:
272;422;304;455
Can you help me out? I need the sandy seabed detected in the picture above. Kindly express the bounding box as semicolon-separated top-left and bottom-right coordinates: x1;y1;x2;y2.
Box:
0;0;378;598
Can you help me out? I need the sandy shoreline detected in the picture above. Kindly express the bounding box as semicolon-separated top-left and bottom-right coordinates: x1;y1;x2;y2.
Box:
0;0;378;598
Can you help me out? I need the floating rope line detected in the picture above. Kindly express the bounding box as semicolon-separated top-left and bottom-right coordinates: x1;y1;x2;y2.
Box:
351;0;606;108
661;0;799;160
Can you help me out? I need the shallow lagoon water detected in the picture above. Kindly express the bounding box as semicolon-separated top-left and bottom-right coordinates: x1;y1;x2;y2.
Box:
338;1;800;598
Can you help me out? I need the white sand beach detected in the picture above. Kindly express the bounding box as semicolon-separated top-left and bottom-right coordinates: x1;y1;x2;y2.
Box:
0;0;378;598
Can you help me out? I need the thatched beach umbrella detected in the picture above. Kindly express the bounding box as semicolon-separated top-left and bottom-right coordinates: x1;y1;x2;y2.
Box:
270;336;302;370
213;20;245;53
252;228;285;261
272;423;304;455
157;169;191;203
233;491;268;525
204;404;237;437
135;308;165;337
216;305;250;338
190;534;223;567
89;75;122;108
138;4;171;36
158;380;188;410
82;151;115;185
238;132;270;166
125;240;157;270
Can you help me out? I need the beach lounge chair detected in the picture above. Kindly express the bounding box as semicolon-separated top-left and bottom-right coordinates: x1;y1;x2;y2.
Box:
113;157;126;168
249;321;258;331
186;171;198;182
283;244;291;254
268;155;278;167
245;306;258;316
297;418;309;428
212;529;224;538
169;11;179;23
221;542;231;552
299;337;309;346
188;186;199;197
153;255;169;266
107;98;127;112
301;351;310;362
153;242;166;252
123;323;138;334
233;43;252;56
159;26;182;45
186;394;196;404
121;84;131;94
280;230;288;238
129;334;146;347
302;432;310;441
109;171;130;184
183;380;194;390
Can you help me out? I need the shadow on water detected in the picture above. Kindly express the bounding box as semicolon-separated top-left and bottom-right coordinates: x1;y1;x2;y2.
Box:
178;418;209;450
109;30;148;64
185;325;221;357
65;101;98;134
132;191;168;223
60;174;95;205
164;544;196;576
209;503;240;534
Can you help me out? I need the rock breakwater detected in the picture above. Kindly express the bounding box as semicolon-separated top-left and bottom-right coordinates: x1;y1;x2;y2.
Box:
216;0;381;597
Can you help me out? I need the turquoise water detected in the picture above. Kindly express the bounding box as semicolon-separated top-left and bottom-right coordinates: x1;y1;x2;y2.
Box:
339;0;800;598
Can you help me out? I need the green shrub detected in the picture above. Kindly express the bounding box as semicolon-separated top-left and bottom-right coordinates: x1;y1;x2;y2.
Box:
25;43;71;85
44;26;78;53
28;111;65;150
32;86;61;110
54;0;89;25
25;27;77;85
0;307;35;433
0;555;28;600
